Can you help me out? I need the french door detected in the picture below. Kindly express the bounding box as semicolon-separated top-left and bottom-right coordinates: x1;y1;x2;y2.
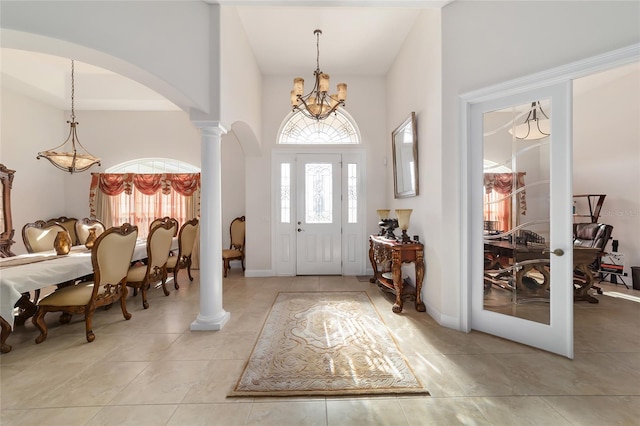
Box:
295;154;342;275
468;81;575;358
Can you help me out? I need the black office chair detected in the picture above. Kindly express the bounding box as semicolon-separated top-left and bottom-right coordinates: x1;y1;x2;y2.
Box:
573;223;613;294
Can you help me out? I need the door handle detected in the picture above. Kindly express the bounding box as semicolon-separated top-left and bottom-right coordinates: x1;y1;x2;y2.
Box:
297;228;303;232
542;248;564;256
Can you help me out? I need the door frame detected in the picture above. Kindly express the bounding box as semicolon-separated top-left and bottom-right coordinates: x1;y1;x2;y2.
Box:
459;43;640;349
271;147;367;276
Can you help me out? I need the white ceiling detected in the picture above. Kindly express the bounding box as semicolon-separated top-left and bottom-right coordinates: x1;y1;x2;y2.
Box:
1;1;637;112
0;2;448;111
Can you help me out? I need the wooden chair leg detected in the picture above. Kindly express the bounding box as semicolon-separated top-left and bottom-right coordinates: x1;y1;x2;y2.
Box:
32;309;48;344
141;284;149;309
173;267;180;290
187;260;194;282
1;316;13;353
120;291;132;321
223;259;229;277
85;306;95;343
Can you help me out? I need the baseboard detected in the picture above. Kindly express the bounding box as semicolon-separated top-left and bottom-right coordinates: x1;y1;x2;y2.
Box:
244;269;275;277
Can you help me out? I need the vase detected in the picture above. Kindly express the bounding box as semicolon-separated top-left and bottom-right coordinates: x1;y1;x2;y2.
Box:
84;228;97;249
54;230;72;255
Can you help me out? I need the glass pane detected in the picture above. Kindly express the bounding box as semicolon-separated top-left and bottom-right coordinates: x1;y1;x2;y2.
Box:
347;163;357;223
280;163;291;223
482;100;551;324
279;110;358;144
305;163;332;223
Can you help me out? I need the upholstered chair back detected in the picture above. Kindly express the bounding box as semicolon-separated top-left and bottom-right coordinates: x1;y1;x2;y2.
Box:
76;218;106;245
148;222;175;269
94;224;138;287
230;216;246;251
150;217;179;237
573;223;613;250
180;220;199;256
45;217;78;245
22;221;67;253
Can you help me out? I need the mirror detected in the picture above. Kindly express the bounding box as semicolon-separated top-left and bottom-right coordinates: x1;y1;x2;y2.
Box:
0;164;15;257
392;112;419;198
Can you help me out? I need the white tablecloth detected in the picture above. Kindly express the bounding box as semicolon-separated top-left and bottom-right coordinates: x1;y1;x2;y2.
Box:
0;238;177;327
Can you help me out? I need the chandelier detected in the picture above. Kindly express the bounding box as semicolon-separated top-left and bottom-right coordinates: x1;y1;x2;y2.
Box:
509;101;550;140
290;29;347;121
37;59;101;174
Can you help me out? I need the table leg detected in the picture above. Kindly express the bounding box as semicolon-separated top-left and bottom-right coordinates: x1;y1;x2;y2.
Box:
414;249;426;312
368;238;378;284
13;293;37;327
391;250;403;313
1;316;12;353
574;264;599;304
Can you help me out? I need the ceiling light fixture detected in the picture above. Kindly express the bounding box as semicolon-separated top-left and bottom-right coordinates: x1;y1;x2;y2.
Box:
37;59;101;174
509;101;551;140
290;29;347;121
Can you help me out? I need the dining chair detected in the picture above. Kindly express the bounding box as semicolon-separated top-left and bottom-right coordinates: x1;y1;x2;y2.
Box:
126;220;177;309
75;218;106;245
150;216;179;236
45;216;78;245
22;220;68;253
31;223;138;344
166;218;199;289
222;215;246;277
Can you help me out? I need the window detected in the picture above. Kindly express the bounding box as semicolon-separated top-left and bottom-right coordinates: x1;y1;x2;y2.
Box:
278;110;360;145
92;159;200;238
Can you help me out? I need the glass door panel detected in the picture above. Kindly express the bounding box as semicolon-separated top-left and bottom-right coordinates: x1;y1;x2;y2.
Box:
483;100;552;324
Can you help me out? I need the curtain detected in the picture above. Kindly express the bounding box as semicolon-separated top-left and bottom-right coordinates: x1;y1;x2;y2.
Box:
90;173;201;268
483;173;527;233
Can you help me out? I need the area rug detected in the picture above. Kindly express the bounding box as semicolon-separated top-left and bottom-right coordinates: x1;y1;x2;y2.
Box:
230;291;429;397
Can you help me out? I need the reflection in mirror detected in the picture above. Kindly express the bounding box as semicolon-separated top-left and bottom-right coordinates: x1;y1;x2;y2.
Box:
392;112;419;198
482;100;551;324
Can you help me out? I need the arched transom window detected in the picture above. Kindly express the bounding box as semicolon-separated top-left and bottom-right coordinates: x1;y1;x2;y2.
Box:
278;110;360;144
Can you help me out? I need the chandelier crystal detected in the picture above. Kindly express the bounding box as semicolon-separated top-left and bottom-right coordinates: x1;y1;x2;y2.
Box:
290;29;347;121
37;59;101;174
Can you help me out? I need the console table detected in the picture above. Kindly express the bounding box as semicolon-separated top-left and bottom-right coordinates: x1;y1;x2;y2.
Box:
368;235;426;313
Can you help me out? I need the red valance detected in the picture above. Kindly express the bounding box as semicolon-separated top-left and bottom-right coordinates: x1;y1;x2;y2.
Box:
90;173;200;196
484;172;527;215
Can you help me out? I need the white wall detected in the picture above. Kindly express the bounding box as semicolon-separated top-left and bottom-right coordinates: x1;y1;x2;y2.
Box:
386;10;444;321
1;87;67;254
442;0;640;329
220;7;262;142
245;74;388;274
573;66;640;277
1;1;213;114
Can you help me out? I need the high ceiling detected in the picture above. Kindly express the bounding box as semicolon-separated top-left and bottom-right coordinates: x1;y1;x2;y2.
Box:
1;1;636;112
0;2;448;111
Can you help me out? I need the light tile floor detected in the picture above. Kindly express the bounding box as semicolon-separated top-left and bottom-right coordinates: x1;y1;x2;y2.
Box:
1;270;639;425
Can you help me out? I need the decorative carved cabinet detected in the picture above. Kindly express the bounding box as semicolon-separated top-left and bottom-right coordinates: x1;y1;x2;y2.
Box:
368;235;426;313
0;164;15;258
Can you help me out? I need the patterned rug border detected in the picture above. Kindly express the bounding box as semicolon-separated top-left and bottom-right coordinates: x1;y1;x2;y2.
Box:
229;291;429;398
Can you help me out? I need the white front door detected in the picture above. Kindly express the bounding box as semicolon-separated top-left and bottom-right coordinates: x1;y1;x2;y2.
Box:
469;81;575;358
295;153;342;275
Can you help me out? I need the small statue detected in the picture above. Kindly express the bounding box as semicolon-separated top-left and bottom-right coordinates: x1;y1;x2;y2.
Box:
378;218;399;240
84;228;97;249
54;230;72;255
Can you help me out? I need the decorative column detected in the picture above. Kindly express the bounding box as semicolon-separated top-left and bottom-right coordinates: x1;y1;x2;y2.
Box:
191;122;230;331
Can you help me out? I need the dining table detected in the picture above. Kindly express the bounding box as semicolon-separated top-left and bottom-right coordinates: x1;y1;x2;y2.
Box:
484;240;601;302
0;237;178;353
